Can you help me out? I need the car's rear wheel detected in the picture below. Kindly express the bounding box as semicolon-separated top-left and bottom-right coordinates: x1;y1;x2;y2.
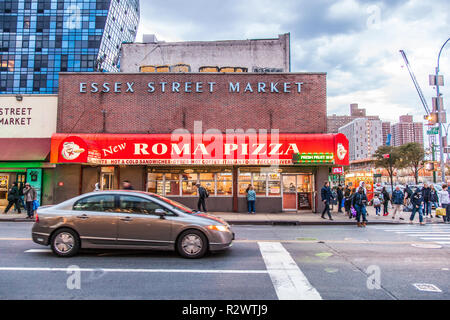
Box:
50;228;80;257
177;229;208;259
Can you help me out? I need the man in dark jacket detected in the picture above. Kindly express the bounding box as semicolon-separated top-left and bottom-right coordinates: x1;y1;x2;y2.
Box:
391;186;405;220
196;183;209;212
410;187;425;225
422;183;431;218
337;185;344;213
321;181;333;220
3;182;21;214
344;185;352;216
404;185;413;201
352;187;368;227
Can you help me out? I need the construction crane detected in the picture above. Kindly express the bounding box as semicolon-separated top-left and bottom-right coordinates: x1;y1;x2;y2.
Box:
399;49;431;115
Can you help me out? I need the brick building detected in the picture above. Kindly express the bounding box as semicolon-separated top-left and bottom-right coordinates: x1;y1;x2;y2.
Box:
391;115;424;146
327;103;380;133
50;72;348;213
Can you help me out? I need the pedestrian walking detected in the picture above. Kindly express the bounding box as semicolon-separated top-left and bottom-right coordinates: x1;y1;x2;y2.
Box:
422;183;432;218
359;181;367;194
94;182;100;191
348;188;357;219
429;185;439;218
344;185;352;216
391;186;405;220
196;183;209;212
122;180;134;190
373;194;381;216
404;185;413;201
3;182;22;214
337;185;344;213
15;182;25;212
438;184;450;223
382;187;390;216
352;186;368;227
320;181;333;220
330;187;337;211
23;183;37;219
409;187;425;225
246;185;256;214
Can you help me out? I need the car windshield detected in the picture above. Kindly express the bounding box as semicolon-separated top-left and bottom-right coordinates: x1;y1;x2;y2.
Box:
149;193;196;214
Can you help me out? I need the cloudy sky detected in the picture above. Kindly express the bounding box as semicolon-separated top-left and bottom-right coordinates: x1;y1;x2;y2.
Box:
136;0;450;125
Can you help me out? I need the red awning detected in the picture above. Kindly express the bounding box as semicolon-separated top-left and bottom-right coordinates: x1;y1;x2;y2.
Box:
50;133;350;166
0;138;51;161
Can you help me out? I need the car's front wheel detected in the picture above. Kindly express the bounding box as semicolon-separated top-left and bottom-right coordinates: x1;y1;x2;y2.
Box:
177;229;208;259
50;228;80;257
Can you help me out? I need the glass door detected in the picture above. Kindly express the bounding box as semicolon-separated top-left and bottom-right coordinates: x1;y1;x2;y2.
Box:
282;175;297;211
101;173;113;190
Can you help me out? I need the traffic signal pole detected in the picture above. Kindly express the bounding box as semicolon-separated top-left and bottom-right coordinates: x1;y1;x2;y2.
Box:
432;142;437;183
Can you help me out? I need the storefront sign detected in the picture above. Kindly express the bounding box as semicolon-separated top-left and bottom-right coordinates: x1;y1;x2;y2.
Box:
0;95;57;138
50;133;349;166
332;167;344;174
79;81;304;94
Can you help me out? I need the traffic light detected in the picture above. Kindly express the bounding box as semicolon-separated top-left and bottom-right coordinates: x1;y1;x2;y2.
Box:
424;113;438;125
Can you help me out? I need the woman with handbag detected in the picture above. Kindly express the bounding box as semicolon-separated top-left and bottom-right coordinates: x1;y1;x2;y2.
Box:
23;183;37;219
438;184;450;223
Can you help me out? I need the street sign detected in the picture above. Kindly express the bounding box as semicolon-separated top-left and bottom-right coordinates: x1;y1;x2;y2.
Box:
429;75;444;86
382;154;390;159
427;127;439;135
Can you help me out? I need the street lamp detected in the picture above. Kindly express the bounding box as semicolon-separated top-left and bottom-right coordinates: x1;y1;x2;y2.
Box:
435;37;450;183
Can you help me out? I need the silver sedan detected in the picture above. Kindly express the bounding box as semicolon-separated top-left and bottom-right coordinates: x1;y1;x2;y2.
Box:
31;190;234;258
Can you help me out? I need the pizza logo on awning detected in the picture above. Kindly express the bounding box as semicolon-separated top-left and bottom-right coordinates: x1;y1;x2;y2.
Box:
61;142;85;160
336;143;347;161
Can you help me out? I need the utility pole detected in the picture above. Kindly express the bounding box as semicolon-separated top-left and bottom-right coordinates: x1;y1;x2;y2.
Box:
434;37;450;183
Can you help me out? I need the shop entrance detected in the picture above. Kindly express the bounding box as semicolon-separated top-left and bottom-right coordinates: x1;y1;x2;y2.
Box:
282;174;314;212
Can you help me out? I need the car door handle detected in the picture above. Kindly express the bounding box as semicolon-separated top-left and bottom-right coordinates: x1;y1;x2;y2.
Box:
76;214;89;219
120;217;133;222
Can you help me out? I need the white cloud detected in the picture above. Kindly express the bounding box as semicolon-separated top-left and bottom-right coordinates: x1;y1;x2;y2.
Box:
136;0;450;126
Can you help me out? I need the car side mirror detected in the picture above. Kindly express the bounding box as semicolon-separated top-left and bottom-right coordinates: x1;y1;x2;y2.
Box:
155;208;166;219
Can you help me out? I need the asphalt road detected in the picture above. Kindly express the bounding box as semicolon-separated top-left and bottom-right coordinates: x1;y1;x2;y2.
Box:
0;222;449;300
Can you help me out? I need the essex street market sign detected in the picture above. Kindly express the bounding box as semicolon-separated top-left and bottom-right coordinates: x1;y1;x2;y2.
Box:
79;81;304;94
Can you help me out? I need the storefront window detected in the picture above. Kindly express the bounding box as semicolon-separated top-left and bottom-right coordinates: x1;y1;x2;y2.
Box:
199;173;214;195
165;173;180;196
147;173;164;195
182;173;198;196
217;172;232;196
268;173;281;196
238;172;252;195
297;175;312;192
253;173;267;196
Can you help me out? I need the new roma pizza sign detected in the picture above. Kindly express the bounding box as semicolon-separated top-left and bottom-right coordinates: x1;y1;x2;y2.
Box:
50;133;349;166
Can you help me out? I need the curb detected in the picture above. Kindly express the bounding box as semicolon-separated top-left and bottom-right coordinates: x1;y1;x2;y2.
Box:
225;220;408;226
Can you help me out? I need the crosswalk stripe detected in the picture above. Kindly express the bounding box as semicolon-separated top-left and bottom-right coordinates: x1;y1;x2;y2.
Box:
377;226;450;246
258;241;322;300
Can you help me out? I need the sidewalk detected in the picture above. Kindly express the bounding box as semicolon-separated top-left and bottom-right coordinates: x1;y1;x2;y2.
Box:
0;206;446;225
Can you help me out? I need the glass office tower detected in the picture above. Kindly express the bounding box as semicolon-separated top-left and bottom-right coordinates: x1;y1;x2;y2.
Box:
0;0;140;94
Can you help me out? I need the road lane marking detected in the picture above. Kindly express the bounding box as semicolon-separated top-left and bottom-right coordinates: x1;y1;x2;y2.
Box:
0;238;32;241
0;267;268;274
436;241;450;244
24;249;52;253
413;283;442;293
258;241;322;300
421;237;450;240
